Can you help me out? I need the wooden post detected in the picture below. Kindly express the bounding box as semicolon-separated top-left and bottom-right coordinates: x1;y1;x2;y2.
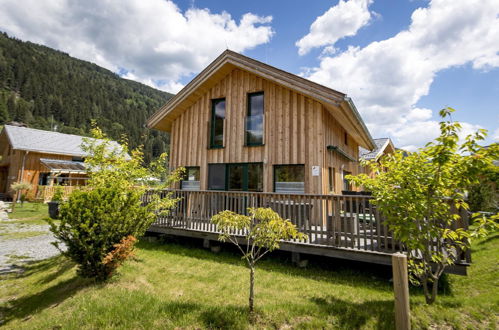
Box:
392;253;410;330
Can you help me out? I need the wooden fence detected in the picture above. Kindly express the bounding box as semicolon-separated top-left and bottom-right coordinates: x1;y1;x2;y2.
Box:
143;189;471;265
36;185;82;202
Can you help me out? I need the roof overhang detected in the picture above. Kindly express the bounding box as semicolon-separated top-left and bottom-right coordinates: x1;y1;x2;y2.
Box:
41;158;87;174
147;50;375;150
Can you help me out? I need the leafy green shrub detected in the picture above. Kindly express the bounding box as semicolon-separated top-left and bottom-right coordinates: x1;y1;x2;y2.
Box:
10;181;32;211
48;124;182;281
51;186;64;202
50;187;154;280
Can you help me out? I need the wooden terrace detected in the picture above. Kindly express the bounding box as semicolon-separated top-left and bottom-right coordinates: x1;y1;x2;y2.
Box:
144;190;471;275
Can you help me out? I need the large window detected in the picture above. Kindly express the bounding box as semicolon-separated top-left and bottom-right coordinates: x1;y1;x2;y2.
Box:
246;92;264;146
210;98;226;148
181;166;200;190
208;163;263;191
274;165;305;193
208;164;226;190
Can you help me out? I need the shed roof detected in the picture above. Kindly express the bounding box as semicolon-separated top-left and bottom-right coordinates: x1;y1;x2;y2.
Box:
359;138;394;161
147;50;375;150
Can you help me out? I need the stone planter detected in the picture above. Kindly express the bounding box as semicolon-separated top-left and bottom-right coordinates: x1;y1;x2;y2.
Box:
48;201;60;219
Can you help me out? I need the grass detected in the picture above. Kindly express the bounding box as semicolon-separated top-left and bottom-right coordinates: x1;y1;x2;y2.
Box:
7;202;50;226
0;231;497;329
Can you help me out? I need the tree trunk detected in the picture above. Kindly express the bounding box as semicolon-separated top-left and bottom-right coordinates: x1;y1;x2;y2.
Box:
422;278;438;304
249;265;255;315
11;191;18;212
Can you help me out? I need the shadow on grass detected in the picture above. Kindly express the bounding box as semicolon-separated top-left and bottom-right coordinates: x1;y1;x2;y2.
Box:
311;295;394;329
0;257;92;326
137;238;394;290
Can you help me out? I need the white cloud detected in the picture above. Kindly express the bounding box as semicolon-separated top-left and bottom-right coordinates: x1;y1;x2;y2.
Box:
492;128;499;142
296;0;373;56
0;0;273;93
302;0;499;150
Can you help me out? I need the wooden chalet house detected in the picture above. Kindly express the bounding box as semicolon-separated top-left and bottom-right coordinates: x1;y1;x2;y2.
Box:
0;125;89;201
144;51;471;272
147;50;375;194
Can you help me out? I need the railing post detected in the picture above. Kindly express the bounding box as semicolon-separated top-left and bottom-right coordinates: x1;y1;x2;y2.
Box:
392;253;411;330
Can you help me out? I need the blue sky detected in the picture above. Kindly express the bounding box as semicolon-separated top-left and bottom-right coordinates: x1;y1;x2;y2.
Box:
0;0;498;149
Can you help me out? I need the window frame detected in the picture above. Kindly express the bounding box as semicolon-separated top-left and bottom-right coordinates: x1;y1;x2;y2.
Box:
273;164;305;194
181;166;201;190
245;91;265;147
328;167;335;193
209;97;226;149
207;162;264;191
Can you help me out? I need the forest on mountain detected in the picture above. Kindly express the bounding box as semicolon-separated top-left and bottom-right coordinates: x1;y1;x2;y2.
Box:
0;32;173;163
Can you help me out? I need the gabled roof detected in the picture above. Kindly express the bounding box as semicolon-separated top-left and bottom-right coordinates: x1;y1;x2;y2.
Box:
147;50;375;150
359;138;395;161
2;125;120;157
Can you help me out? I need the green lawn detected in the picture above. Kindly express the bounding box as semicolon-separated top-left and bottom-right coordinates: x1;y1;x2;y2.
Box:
8;202;50;226
0;230;497;329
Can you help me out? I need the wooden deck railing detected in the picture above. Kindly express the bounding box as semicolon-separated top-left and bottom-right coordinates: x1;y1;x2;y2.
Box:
36;185;82;202
143;189;471;264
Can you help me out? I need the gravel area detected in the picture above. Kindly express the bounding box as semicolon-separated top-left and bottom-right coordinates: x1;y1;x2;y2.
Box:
0;221;63;274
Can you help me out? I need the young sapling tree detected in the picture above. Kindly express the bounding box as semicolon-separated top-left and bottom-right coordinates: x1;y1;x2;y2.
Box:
211;207;307;318
348;108;499;304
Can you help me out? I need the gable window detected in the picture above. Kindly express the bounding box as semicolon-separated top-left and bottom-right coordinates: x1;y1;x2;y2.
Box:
274;165;305;193
210;98;226;148
328;167;335;193
245;92;264;146
181;166;200;190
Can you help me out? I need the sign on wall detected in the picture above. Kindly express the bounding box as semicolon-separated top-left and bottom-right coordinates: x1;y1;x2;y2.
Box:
311;166;320;177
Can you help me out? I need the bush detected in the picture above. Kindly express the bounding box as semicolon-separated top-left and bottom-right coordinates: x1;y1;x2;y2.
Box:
48;124;182;281
50;187;155;280
51;186;64;202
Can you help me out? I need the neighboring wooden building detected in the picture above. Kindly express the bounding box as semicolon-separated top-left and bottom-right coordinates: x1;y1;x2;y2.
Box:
0;125;89;200
147;50;375;194
359;138;396;177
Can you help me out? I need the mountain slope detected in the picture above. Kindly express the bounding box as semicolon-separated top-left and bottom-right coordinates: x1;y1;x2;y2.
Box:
0;32;173;163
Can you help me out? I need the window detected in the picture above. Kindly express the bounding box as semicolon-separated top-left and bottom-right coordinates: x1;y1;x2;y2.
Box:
210;98;226;148
181;166;200;190
328;167;335;193
344;132;348;145
246;92;264;146
247;163;263;191
274;165;305;193
208;164;226;190
208;163;263;191
38;173;50;186
343;170;352;191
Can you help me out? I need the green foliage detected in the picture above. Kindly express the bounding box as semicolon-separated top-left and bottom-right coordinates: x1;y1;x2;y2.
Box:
0;32;173;163
10;181;33;210
51;186;64;202
48;126;182;280
348;108;499;304
212;207;307;316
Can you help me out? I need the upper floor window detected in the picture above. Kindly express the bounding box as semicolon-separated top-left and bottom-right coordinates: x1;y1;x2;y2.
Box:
181;166;200;190
210;98;226;148
246;92;264;146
